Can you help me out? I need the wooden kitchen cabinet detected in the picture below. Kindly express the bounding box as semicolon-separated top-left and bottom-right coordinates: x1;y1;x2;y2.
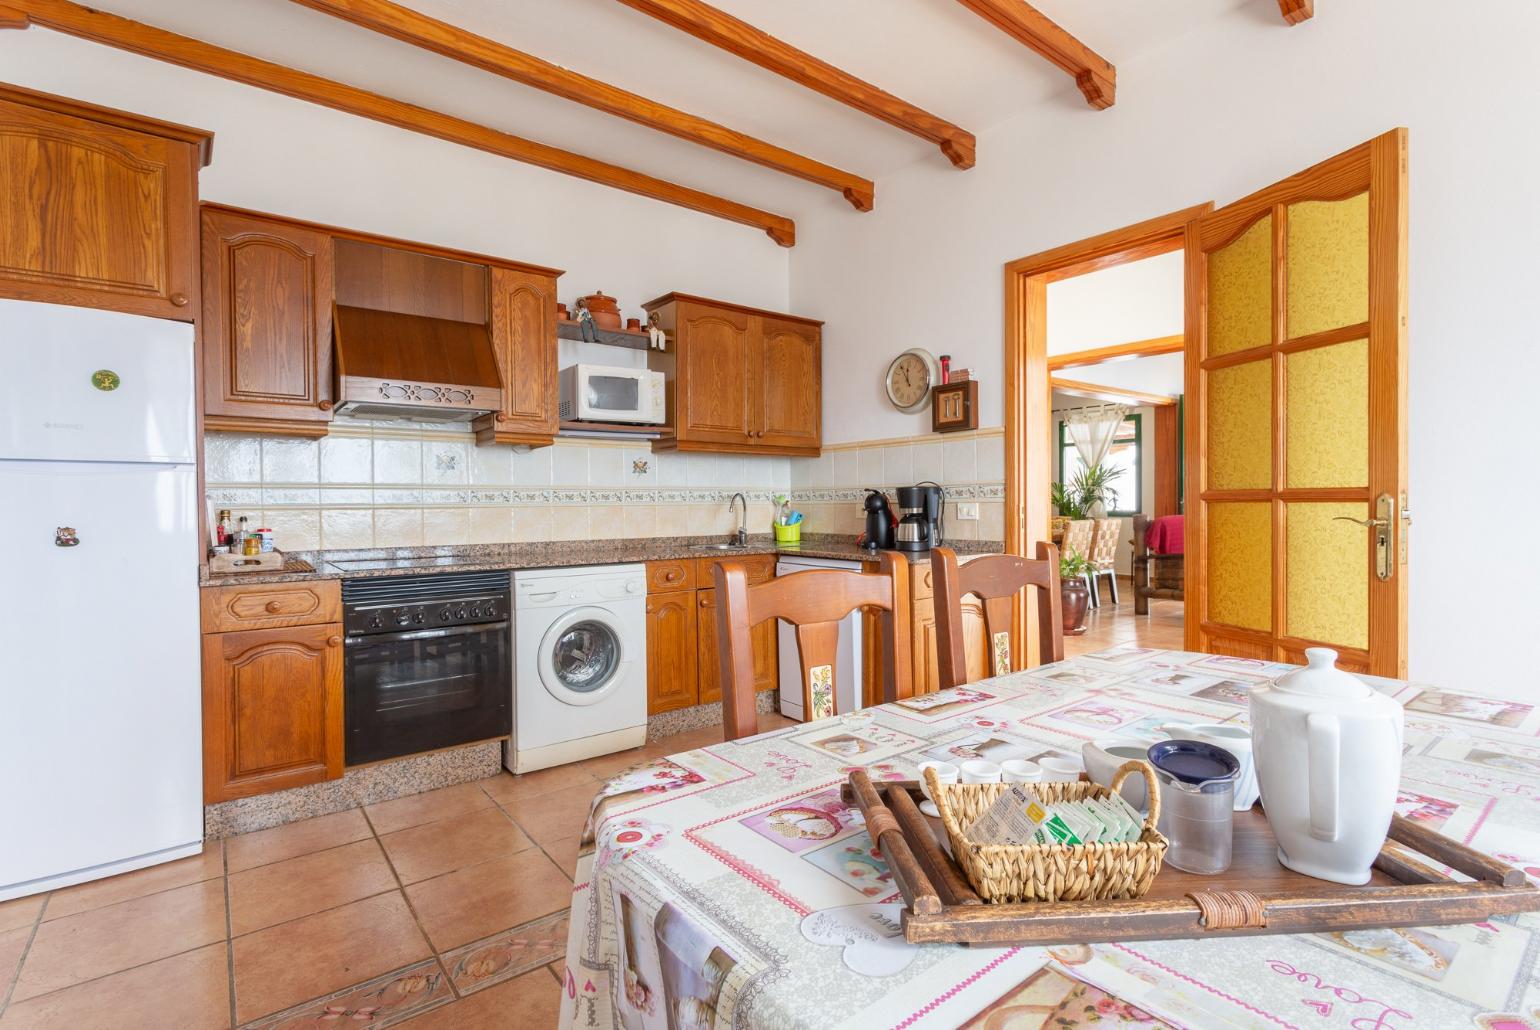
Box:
645;293;822;457
201;581;343;802
474;265;560;447
863;561;990;705
646;590;698;714
201;622;344;803
695;588;778;706
201;207;335;436
0;84;210;320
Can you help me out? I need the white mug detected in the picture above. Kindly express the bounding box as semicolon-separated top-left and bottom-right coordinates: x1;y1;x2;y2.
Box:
960;759;1002;784
1000;759;1042;783
1159;722;1259;811
1039;756;1083;783
916;760;959;803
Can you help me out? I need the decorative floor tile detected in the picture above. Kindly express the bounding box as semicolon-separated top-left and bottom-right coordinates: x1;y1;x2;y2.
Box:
239;957;453;1029
440;911;569;997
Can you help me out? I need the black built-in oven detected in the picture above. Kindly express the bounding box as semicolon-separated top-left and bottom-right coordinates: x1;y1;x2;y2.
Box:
342;571;511;765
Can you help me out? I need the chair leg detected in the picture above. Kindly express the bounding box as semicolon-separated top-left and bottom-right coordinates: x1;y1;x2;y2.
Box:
1108;570;1120;605
1086;572;1099;608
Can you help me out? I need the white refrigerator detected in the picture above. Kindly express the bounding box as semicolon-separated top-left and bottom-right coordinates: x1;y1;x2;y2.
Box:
0;298;203;901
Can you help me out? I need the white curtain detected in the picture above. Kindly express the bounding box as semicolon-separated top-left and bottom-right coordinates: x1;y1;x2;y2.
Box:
1064;404;1129;469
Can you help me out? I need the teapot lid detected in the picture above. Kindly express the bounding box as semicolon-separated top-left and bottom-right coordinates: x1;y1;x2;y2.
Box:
1275;647;1372;699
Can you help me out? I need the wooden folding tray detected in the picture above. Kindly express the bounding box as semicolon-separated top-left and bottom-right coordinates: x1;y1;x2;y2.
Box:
842;770;1540;947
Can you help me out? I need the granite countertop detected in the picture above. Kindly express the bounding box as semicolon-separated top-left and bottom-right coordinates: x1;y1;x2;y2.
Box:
199;534;1004;587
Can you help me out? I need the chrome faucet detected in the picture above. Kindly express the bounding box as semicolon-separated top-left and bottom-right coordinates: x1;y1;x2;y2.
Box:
728;492;748;546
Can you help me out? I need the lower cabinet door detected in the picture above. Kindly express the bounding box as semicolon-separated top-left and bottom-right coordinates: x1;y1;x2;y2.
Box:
646;591;698;714
202;623;344;802
699;588;776;708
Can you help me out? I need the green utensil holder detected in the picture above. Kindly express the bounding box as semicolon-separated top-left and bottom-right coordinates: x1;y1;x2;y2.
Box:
773;523;801;544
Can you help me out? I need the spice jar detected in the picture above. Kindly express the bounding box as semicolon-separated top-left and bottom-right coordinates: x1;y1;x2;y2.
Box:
242;536;261;556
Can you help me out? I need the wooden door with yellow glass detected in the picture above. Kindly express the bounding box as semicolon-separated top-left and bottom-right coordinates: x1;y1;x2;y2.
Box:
1184;129;1408;676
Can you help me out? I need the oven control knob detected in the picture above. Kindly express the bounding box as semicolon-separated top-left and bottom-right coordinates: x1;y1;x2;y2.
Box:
412;612;425;624
455;607;467;619
439;608;452;622
368;614;383;629
470;606;483;619
395;612;410;626
484;604;497;618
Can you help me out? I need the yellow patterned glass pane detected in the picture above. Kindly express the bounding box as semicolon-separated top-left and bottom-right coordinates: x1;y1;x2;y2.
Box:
1207;359;1272;490
1207;215;1273;356
1286;192;1368;339
1208;502;1271;632
1286;502;1369;650
1286;339;1368;488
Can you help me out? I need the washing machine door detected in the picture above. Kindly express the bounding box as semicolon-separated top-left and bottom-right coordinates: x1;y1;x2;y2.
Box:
538;606;630;707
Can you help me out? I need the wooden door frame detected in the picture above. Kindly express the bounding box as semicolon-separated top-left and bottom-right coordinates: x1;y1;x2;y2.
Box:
1003;202;1213;662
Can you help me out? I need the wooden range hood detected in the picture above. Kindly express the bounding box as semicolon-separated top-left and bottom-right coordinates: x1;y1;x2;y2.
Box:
332;303;503;422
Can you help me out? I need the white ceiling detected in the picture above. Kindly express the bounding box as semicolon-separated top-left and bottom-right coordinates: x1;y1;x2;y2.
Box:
57;0;1257;230
1053;352;1186;408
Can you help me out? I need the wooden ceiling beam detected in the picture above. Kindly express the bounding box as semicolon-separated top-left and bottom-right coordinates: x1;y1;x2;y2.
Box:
1051;377;1177;408
5;0;797;245
285;0;874;210
1047;334;1184;371
611;0;977;169
1278;0;1315;25
953;0;1115;109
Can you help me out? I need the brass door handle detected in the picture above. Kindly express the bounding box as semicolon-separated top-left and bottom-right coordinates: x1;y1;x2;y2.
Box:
1332;516;1388;529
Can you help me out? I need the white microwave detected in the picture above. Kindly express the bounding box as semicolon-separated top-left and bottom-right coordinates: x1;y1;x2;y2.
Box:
558;363;666;425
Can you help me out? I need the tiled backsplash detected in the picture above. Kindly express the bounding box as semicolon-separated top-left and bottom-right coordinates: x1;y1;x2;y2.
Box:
205;417;791;552
204;422;1004;552
790;427;1006;542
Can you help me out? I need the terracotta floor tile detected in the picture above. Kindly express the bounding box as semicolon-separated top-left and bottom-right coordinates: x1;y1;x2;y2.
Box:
540;836;582;881
498;781;603;846
399;967;561;1029
238;957;452;1028
477;764;594;804
364;783;494;836
379;808;532;886
0;943;228;1030
226;808;372;873
229;838;397;936
0;925;31;1001
44;844;225;922
0;897;44;935
12;878;226;1002
404;851;570;952
232;891;429;1023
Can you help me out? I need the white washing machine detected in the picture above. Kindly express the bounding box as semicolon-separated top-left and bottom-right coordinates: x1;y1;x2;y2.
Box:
507;563;648;773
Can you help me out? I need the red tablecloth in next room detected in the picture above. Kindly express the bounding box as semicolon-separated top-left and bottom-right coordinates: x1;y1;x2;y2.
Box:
1144;514;1184;555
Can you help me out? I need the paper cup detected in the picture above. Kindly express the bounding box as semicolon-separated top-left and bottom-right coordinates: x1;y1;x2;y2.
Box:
960;759;1002;784
1039;756;1083;783
1000;759;1042;783
916;760;958;804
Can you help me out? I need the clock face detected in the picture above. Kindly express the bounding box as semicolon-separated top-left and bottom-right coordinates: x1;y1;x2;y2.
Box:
886;351;933;410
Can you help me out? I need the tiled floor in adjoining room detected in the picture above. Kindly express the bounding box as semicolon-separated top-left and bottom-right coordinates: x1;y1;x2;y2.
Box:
0;600;1182;1029
0;715;792;1030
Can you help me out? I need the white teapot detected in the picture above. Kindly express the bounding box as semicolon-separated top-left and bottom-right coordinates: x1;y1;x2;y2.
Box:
1249;648;1404;885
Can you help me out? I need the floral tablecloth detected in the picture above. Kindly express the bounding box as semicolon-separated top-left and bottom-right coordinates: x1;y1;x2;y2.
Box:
559;647;1540;1029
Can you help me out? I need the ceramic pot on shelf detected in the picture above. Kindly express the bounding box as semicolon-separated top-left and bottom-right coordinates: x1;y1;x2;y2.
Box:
1249;647;1404;885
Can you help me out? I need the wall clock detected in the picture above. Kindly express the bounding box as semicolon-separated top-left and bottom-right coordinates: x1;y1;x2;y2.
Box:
884;348;938;412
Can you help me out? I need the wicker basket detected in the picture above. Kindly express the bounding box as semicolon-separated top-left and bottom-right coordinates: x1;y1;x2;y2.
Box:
923;761;1167;903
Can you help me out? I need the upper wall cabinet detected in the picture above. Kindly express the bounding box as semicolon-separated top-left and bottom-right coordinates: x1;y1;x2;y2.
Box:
645;293;822;457
474;266;560;447
202;207;335;436
0;83;210;320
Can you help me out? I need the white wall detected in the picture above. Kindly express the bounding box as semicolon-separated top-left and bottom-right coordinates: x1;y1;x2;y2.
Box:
791;1;1540;695
0;30;790;321
1046;251;1184;355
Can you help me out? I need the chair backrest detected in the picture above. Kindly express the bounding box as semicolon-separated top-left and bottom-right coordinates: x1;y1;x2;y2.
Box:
1090;518;1122;569
931;544;1063;691
1061;519;1095;563
713;554;911;741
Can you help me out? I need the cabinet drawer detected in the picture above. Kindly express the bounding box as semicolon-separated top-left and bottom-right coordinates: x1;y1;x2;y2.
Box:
201;580;342;632
695;552;776;587
647;560;695;594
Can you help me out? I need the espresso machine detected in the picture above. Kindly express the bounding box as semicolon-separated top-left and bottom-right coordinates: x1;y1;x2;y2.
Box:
894;482;945;552
860;489;895;550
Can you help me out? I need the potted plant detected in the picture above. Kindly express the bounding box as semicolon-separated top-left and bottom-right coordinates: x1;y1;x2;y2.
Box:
1059;550;1093;635
1053;464;1123;519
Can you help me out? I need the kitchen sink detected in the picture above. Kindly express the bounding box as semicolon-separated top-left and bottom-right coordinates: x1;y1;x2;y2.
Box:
695;542;752;551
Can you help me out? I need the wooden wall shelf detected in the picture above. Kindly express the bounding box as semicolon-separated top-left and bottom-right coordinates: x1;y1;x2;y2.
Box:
557;319;658;351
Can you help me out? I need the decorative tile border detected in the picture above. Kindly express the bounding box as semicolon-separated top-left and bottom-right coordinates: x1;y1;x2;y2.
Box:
792;481;1003;504
441;911;570;997
208;484;787;509
239;957;454;1029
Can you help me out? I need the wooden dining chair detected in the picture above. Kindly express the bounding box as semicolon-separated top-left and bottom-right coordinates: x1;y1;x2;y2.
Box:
713;554;911;741
930;544;1063;691
1086;517;1123;607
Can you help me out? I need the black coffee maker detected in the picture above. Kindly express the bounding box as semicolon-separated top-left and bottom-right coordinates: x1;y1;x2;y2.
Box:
861;489;894;550
894;482;945;552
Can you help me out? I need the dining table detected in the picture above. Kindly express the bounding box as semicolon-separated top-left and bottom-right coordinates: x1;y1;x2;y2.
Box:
559;647;1540;1028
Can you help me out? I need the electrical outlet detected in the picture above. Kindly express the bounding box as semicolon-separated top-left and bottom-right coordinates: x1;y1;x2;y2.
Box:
956;502;980;520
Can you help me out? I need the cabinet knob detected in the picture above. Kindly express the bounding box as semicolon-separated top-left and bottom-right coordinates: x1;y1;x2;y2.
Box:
318;400;333;412
170;292;189;307
328;635;342;647
265;601;282;613
496;413;509;424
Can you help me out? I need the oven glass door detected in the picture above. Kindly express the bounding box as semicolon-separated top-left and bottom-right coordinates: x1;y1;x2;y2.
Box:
345;622;511;765
584;373;641;416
